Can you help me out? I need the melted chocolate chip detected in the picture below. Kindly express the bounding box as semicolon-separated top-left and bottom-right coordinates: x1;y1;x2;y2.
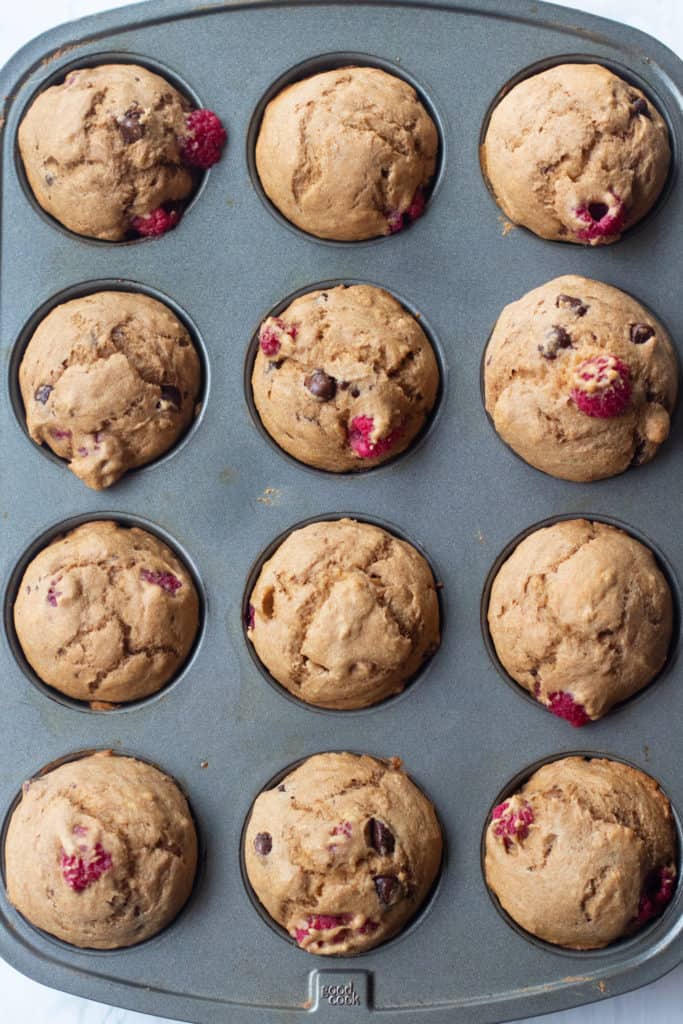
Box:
373;874;401;905
338;381;350;391
588;202;609;221
45;173;55;186
305;369;337;401
631;97;651;118
538;325;573;360
367;818;395;855
254;832;272;855
350;387;360;399
117;105;145;144
34;384;53;404
631;323;655;345
267;359;284;372
277;784;286;793
555;294;588;317
159;384;181;408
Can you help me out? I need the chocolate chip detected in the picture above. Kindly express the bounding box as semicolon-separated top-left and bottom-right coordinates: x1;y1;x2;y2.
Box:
373;875;401;905
117;105;145;144
159;384;181;408
631;323;655;345
631;438;647;466
34;384;53;404
588;202;609;221
367;818;395;855
538;325;573;360
45;173;55;186
267;359;283;372
556;294;588;317
631;97;650;118
111;325;127;343
350;387;360;398
305;369;337;401
338;381;350;391
254;832;272;856
277;784;286;793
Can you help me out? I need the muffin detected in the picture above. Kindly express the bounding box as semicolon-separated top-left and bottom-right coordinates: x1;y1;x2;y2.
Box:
19;63;226;240
485;757;676;949
484;275;678;481
14;521;199;704
488;519;672;725
252;285;440;471
247;519;440;709
19;291;201;490
245;752;442;954
255;66;438;240
5;751;197;948
481;64;670;244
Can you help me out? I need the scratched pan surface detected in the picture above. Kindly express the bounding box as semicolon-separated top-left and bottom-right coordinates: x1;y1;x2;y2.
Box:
1;0;683;1021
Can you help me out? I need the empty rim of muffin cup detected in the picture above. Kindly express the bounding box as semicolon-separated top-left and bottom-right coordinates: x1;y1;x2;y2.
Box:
14;51;215;245
244;277;448;477
478;286;681;481
246;51;446;247
239;750;446;956
241;512;445;716
2;512;207;714
480;749;682;958
8;277;210;483
480;512;681;727
478;53;678;245
0;746;205;954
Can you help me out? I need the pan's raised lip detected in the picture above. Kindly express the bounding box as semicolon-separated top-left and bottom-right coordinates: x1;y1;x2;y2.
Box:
0;0;682;1022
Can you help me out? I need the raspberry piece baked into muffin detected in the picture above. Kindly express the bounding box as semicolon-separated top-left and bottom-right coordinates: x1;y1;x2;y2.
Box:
14;521;199;705
485;757;676;948
19;64;226;240
247;519;440;709
484;275;677;481
255;67;438;240
252;284;439;471
481;64;670;245
5;751;197;948
487;519;672;725
20;291;201;490
245;752;442;954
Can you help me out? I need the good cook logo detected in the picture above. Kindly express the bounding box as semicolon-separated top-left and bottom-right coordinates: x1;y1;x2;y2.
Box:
320;981;361;1006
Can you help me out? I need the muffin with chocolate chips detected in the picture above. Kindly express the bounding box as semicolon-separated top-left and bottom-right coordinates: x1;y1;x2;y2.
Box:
485;757;676;949
484;275;678;481
13;520;199;705
18;63;226;240
251;284;440;471
20;291;201;490
255;66;438;240
488;519;673;725
5;751;197;948
244;752;442;954
481;64;670;245
247;518;440;709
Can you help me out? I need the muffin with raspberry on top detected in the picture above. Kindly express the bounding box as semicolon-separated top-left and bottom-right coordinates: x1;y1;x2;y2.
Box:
484;275;677;481
252;284;439;471
19;63;226;240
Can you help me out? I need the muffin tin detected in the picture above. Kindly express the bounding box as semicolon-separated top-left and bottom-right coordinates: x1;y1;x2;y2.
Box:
0;0;682;1021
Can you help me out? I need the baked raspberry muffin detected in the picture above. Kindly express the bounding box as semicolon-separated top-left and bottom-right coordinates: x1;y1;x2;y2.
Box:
19;64;226;240
247;519;440;709
481;64;670;244
487;519;672;725
255;67;438;240
244;752;442;954
252;285;439;471
485;757;676;949
484;275;678;481
13;521;199;705
19;291;201;490
5;751;197;948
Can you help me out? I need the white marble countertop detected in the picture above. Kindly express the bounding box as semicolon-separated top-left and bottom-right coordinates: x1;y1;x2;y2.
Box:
1;0;682;1021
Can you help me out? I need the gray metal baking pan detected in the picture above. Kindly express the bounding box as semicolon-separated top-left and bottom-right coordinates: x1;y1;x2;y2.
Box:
1;0;682;1021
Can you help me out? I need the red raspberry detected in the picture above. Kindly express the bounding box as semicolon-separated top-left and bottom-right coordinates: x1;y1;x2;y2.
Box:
331;821;353;838
140;569;182;595
245;603;255;630
132;207;180;237
386;188;428;234
492;800;534;849
547;691;590;727
358;919;379;935
637;867;676;925
180;109;227;169
570;354;632;418
348;415;402;459
47;578;62;608
51;428;72;440
575;195;625;241
61;842;113;891
294;913;352;944
406;188;426;221
259;318;298;357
